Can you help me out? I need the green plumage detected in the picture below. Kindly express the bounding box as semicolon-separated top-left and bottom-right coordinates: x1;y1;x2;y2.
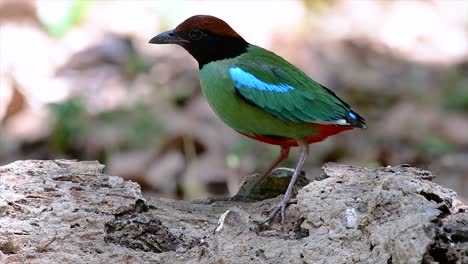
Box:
200;45;356;138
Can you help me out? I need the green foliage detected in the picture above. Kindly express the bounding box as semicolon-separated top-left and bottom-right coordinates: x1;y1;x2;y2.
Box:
302;0;336;12
125;51;150;79
49;99;162;156
97;103;162;148
49;99;87;153
40;0;89;38
442;69;468;111
418;132;454;156
363;161;382;168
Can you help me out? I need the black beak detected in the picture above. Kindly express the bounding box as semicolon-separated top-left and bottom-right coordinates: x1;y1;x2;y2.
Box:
149;30;189;45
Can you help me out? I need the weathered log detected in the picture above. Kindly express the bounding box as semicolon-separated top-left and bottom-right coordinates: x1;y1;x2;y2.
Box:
0;160;466;263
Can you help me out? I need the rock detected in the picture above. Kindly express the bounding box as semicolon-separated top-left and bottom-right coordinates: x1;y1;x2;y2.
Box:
0;160;466;264
298;163;466;264
232;167;310;201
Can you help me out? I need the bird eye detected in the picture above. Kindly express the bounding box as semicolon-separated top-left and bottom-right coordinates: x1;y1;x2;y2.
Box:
189;29;203;40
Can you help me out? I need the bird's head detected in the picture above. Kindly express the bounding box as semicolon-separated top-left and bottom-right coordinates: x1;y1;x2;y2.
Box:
149;15;248;68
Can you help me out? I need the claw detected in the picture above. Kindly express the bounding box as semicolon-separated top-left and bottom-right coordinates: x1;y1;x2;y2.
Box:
257;138;309;225
259;204;281;224
280;202;286;224
259;197;289;224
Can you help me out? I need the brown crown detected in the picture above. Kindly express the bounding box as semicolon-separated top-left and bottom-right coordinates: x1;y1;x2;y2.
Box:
175;15;241;38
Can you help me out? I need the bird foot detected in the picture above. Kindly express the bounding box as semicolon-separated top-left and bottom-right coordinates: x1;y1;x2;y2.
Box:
258;197;298;225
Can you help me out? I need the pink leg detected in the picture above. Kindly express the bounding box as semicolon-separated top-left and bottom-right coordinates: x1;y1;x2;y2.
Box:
234;146;290;199
260;139;309;224
260;146;290;179
250;146;290;191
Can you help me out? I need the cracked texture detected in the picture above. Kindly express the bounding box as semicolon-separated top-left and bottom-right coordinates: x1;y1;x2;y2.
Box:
0;160;466;264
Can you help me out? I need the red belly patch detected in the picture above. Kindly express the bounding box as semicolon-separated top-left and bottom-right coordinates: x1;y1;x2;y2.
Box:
237;125;352;147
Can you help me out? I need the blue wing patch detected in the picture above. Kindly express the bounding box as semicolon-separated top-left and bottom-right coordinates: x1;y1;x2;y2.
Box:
229;67;294;93
349;112;357;120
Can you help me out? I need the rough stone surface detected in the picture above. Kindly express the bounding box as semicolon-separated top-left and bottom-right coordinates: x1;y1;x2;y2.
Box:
0;160;466;264
233;167;310;201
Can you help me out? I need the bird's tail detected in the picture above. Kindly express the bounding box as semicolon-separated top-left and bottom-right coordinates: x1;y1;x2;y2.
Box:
347;110;366;129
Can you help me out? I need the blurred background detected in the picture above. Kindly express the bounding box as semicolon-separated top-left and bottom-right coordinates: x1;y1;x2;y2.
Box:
1;0;467;202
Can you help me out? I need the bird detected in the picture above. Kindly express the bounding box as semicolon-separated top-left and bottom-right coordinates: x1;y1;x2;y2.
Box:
149;15;365;224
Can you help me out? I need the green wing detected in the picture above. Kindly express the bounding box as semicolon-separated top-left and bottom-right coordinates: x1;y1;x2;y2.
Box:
231;45;365;127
